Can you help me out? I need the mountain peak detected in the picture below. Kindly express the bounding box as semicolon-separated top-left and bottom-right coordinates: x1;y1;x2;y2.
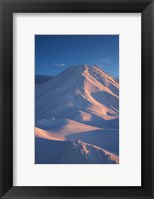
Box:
68;64;109;77
36;62;119;124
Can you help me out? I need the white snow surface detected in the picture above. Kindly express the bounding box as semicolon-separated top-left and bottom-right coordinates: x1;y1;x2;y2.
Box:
35;64;119;163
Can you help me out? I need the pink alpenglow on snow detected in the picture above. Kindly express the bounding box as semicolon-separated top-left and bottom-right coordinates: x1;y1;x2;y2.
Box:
35;64;119;164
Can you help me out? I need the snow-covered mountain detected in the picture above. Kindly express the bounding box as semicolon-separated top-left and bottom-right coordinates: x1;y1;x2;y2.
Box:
36;64;119;126
35;137;118;164
35;64;119;163
35;75;53;84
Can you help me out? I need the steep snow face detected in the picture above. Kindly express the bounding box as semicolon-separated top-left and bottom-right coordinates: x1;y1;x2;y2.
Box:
35;137;118;164
35;64;119;127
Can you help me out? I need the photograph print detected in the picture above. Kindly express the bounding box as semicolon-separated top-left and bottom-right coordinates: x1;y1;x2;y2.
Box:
35;35;119;164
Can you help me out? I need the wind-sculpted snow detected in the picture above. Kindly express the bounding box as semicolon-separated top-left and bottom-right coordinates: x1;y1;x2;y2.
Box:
35;64;119;163
35;119;102;136
66;129;119;155
35;137;118;164
35;64;119;122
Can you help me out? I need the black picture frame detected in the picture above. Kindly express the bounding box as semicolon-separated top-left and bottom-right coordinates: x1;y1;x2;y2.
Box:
0;0;154;198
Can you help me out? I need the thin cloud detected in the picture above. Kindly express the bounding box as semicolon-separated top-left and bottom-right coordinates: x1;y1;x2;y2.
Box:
97;58;110;64
54;62;66;67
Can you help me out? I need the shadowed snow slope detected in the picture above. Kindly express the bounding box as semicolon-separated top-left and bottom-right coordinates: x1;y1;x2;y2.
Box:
66;129;119;154
35;137;118;164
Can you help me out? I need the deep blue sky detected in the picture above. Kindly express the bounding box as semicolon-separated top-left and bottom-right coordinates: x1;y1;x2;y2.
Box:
35;35;119;78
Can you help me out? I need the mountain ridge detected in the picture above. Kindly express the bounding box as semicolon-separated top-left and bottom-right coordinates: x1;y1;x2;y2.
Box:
36;64;119;124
